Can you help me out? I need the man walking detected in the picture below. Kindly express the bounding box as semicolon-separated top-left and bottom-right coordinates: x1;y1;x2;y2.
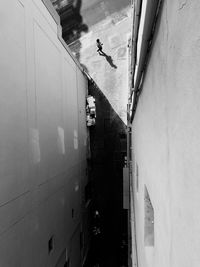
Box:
96;39;105;55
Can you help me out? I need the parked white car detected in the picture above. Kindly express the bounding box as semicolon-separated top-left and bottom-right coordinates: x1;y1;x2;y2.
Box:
86;95;96;126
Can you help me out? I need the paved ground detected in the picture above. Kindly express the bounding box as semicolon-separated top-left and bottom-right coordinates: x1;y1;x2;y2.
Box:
52;0;132;124
50;1;134;266
83;80;128;267
78;7;132;266
75;4;132;267
74;6;132;124
81;0;130;27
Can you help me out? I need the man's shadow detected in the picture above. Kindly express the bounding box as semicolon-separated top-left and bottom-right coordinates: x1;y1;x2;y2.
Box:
99;52;117;69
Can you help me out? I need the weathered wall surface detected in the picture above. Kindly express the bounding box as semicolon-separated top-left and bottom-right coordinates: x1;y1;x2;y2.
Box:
0;0;88;266
132;1;200;267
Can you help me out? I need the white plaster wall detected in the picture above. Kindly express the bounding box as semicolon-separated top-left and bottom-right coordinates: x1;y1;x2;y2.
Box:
0;0;88;266
132;0;200;266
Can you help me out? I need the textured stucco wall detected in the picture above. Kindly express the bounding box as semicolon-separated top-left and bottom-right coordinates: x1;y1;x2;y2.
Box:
132;1;200;267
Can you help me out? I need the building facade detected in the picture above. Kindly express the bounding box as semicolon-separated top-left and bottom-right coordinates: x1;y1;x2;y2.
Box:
129;0;200;266
0;1;90;266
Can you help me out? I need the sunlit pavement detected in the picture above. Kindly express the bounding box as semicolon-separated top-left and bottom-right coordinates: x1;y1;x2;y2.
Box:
71;6;132;124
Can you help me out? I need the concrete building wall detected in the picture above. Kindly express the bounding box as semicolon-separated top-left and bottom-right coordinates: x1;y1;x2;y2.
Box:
131;1;200;267
0;0;88;266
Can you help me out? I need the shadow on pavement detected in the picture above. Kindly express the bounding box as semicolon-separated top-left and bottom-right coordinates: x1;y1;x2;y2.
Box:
84;80;128;267
99;52;118;69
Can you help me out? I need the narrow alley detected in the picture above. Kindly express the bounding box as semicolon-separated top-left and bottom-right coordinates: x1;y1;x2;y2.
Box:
83;80;127;267
51;0;132;266
1;0;200;267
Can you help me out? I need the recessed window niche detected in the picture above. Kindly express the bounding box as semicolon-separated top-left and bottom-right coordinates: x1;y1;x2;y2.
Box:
48;236;54;254
144;185;154;246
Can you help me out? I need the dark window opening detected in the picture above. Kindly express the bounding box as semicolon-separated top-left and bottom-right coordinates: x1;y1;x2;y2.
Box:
48;236;54;254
